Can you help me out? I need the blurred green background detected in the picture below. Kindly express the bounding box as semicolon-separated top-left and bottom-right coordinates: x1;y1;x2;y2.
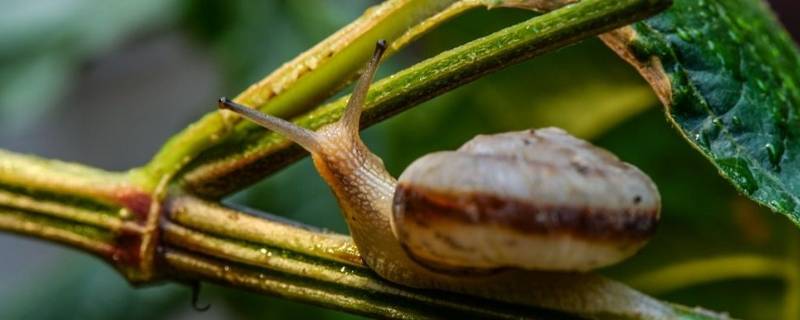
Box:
0;1;798;319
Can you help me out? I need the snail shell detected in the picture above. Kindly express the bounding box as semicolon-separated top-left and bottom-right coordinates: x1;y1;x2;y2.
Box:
393;127;660;272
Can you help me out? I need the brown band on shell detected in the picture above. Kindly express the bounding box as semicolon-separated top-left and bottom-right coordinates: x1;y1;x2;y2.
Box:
394;184;659;242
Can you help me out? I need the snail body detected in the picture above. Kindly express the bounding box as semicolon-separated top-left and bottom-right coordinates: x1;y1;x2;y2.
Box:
219;41;665;317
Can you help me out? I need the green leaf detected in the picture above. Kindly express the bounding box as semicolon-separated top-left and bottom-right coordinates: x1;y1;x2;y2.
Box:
597;108;798;320
619;0;800;225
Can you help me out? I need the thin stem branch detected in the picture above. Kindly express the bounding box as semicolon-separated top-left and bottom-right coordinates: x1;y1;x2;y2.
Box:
180;0;672;198
140;0;467;191
141;0;585;193
628;255;790;295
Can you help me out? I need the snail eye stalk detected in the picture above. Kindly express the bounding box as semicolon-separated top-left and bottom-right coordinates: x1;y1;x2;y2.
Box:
217;40;388;153
340;39;387;136
217;97;321;153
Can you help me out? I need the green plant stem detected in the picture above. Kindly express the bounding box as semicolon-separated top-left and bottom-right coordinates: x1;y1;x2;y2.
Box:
179;0;672;198
162;249;552;320
161;195;719;319
139;0;582;193
0;207;115;257
166;195;362;267
0;189;123;231
0;148;725;318
628;255;790;295
0;150;164;281
139;0;465;192
162;249;443;320
161;217;556;319
0;149;133;204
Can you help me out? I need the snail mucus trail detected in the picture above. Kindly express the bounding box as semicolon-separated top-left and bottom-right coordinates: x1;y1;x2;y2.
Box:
218;40;663;316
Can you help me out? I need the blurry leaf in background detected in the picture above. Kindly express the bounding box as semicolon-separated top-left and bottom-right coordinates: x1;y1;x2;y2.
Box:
181;0;374;94
0;0;180;134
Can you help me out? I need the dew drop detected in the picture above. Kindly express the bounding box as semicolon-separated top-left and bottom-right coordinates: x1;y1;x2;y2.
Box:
260;248;268;255
735;17;752;31
777;92;788;104
694;130;711;149
223;265;230;272
731;116;743;129
770;47;780;58
716;158;758;194
766;193;796;213
727;30;740;43
690;29;702;41
306;56;320;70
677;28;692;42
706;40;716;51
769;200;785;212
119;208;131;219
755;79;767;91
765;143;783;167
712;117;723;128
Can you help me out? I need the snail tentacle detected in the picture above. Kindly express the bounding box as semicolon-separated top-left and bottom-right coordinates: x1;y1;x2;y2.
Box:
217;97;322;153
340;39;386;137
217;39;387;153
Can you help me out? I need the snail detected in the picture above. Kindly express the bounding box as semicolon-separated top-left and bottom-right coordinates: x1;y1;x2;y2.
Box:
218;40;663;316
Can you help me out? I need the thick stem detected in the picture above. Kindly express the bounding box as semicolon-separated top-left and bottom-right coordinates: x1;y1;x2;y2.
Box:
160;194;720;320
0;164;726;319
0;149;132;204
160;219;557;319
161;249;554;320
165;195;362;267
0;208;115;257
0;149;158;280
